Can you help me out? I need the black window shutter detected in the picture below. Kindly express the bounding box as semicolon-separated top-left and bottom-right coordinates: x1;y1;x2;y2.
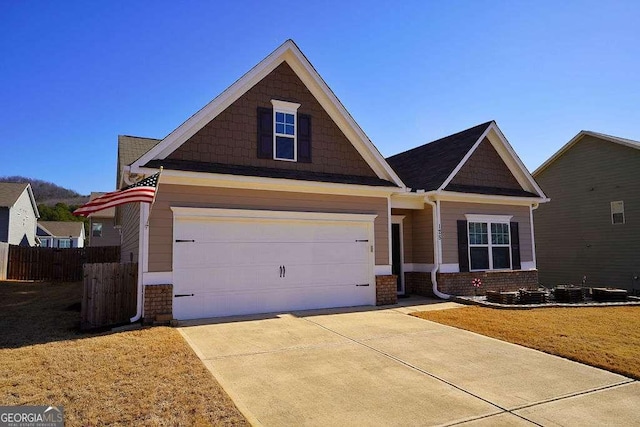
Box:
510;222;521;270
257;107;273;159
297;113;312;163
457;220;469;272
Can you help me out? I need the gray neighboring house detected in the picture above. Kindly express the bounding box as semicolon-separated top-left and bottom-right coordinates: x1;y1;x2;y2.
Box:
87;192;120;247
37;221;85;248
533;131;640;291
0;182;39;246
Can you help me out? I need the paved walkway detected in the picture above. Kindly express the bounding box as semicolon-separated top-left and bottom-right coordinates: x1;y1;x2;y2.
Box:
179;299;639;426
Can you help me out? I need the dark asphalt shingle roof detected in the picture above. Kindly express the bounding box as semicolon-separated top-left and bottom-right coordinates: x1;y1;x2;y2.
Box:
0;183;29;207
386;121;493;191
144;159;398;187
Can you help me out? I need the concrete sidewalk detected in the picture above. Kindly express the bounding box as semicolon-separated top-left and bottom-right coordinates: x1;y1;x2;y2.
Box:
179;300;639;426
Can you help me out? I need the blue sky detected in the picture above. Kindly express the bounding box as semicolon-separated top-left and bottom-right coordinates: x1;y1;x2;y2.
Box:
1;1;638;195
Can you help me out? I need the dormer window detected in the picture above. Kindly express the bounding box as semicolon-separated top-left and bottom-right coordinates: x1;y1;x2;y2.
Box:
271;100;300;161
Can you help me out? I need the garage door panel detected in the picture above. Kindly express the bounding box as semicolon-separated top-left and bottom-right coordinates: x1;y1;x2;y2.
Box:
172;211;375;320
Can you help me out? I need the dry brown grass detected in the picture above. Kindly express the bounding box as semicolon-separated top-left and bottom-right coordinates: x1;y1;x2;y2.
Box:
412;306;640;380
0;281;248;426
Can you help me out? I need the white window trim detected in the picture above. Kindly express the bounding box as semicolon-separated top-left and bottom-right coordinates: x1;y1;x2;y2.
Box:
465;214;513;272
271;99;301;162
611;201;625;225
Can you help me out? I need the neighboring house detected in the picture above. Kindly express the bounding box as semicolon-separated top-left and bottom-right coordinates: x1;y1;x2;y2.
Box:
117;40;548;323
0;182;39;246
533;131;640;291
37;221;85;248
87;192;120;247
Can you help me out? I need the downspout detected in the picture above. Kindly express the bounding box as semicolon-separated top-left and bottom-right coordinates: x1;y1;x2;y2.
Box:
425;197;450;299
129;168;146;323
530;203;539;270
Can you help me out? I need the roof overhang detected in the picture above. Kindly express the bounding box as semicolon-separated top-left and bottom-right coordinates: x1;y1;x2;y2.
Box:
134;165;400;198
428;190;548;207
437;122;547;200
129;40;405;189
533;130;640;177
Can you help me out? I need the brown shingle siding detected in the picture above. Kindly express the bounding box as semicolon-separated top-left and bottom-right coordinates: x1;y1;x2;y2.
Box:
450;138;522;190
167;62;377;178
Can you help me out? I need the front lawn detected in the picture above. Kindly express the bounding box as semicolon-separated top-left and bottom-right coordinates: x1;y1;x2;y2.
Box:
0;281;248;426
412;306;640;380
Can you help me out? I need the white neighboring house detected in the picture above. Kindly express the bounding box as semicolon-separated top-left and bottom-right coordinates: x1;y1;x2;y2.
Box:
0;182;40;246
37;221;85;248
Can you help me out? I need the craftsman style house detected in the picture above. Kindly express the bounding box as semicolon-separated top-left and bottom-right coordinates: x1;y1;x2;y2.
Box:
116;40;548;323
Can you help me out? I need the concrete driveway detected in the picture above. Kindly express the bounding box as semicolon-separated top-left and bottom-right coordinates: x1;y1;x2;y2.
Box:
178;299;639;426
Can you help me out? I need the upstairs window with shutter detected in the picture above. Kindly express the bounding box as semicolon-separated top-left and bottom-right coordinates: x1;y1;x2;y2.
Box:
272;100;300;161
257;100;311;163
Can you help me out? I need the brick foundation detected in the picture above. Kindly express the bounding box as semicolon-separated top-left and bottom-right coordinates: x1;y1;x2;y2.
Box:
143;284;173;324
375;275;398;305
436;270;539;296
405;272;435;297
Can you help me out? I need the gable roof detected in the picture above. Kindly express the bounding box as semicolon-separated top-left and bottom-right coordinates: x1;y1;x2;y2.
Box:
37;221;84;238
0;182;30;207
387;122;493;191
387;121;547;199
128;39;404;188
533;130;640;177
0;182;40;216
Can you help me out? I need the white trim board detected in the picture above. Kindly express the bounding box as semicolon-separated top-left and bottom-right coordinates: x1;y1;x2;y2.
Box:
130;40;405;189
170;207;378;223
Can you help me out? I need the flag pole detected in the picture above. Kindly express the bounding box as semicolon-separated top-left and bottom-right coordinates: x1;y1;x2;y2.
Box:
145;166;163;228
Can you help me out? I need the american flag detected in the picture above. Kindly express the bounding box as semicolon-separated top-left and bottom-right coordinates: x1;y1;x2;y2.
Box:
73;171;161;217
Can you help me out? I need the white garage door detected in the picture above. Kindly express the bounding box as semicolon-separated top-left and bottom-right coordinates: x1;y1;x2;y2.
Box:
171;208;376;320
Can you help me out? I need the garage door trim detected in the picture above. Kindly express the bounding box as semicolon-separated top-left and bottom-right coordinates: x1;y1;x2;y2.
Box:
170;206;378;224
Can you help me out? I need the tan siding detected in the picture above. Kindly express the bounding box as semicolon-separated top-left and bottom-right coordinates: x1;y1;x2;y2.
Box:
450;138;522;190
534;135;640;288
391;209;413;263
120;203;140;263
148;184;389;271
412;205;434;263
88;218;121;247
167;62;377;178
440;202;532;265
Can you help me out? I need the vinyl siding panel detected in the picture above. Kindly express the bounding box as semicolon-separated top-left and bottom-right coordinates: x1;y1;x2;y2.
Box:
8;190;37;246
89;218;121;247
148;184;389;272
440;202;532;265
413;205;434;263
534;135;640;289
120;203;140;263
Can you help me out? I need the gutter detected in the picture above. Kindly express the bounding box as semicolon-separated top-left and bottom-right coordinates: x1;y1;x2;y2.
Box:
424;196;450;299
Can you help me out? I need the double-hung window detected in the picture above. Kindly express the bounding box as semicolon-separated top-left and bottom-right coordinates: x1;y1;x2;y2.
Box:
92;222;103;237
271;100;300;161
466;215;512;271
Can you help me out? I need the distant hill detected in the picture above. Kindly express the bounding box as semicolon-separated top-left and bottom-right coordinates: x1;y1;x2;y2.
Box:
0;176;89;206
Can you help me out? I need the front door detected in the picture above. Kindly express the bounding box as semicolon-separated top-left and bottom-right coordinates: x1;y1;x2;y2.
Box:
391;223;404;295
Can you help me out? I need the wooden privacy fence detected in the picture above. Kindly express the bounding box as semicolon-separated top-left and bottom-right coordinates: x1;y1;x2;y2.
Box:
81;262;138;330
6;245;120;281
